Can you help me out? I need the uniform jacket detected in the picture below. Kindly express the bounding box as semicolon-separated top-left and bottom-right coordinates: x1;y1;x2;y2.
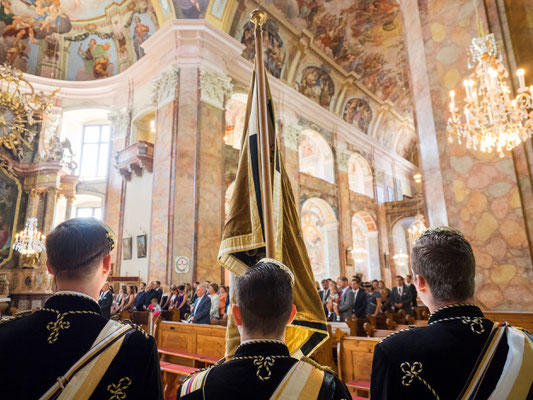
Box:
177;341;351;400
390;285;413;315
337;286;354;321
191;295;211;324
0;293;162;399
370;304;515;399
133;290;146;310
98;290;113;319
352;288;368;318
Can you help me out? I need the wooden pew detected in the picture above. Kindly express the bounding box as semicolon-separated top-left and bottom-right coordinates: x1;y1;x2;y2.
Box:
484;311;533;333
414;306;430;320
337;336;380;398
310;324;337;373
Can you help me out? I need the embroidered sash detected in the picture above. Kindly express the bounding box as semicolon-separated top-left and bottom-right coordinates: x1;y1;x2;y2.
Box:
459;322;533;400
39;320;134;400
270;360;325;400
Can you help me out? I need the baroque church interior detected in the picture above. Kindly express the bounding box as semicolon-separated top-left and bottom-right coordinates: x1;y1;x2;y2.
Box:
0;0;532;397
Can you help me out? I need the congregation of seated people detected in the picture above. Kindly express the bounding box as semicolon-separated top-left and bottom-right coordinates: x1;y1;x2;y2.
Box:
319;273;418;322
99;279;230;324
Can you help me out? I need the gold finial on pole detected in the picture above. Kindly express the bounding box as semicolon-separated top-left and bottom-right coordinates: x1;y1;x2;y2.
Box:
251;9;267;27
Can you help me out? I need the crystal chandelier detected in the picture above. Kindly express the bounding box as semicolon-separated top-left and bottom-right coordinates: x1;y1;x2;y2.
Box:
12;218;46;256
352;246;367;263
393;248;409;267
447;33;533;157
408;214;427;245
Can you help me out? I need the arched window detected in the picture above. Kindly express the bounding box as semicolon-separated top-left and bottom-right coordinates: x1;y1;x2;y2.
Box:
348;153;373;197
224;93;248;150
298;130;335;183
301;198;340;281
352;211;380;280
392;217;416;277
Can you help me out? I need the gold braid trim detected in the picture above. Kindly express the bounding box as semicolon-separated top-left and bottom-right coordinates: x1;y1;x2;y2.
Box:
379;327;414;343
0;310;32;325
120;319;150;339
300;356;336;375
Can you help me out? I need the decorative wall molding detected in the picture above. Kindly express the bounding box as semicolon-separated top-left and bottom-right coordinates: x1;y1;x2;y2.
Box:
199;67;233;109
109;109;130;140
152;65;180;107
338;151;352;173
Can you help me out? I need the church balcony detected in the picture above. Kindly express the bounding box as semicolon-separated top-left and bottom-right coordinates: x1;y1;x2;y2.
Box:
114;141;154;181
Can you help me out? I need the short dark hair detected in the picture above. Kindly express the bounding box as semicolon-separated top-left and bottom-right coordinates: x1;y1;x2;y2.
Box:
406;274;412;279
235;261;293;336
411;226;475;302
46;218;112;281
210;283;219;293
178;285;185;291
339;276;348;282
155;280;161;285
141;282;147;287
396;275;404;280
321;279;328;284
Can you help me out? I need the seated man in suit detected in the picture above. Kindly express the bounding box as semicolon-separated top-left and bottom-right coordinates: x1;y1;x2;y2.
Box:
390;275;414;315
351;279;367;318
178;260;351;399
333;276;354;321
98;282;113;319
371;227;533;399
189;284;211;324
0;217;162;399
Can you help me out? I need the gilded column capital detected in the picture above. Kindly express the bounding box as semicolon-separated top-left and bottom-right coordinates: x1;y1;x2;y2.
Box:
152;65;180;107
199;67;233;110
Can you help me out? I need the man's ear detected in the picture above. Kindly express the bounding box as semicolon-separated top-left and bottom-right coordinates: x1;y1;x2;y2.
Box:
415;274;427;293
46;261;54;275
286;304;297;326
102;254;111;275
232;304;243;327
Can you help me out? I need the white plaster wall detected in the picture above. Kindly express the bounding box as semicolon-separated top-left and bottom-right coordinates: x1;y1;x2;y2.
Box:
120;172;153;281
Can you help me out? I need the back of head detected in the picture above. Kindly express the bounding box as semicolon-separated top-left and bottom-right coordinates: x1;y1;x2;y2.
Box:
235;261;293;337
411;226;475;302
46;217;114;282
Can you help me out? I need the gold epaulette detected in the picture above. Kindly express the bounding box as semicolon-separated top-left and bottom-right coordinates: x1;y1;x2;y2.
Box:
300;356;336;375
0;310;32;326
120;319;149;339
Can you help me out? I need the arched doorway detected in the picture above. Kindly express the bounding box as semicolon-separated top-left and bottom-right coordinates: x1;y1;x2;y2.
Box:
352;211;380;280
298;130;335;183
300;198;340;281
348;153;373;197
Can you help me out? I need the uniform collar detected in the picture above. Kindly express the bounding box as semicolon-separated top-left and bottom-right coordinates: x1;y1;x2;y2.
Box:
44;292;102;315
428;303;483;324
235;340;291;358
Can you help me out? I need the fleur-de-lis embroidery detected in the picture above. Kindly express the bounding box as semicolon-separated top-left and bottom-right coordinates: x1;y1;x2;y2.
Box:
462;317;484;334
253;356;276;381
46;314;71;344
107;377;132;400
400;361;423;386
400;362;439;399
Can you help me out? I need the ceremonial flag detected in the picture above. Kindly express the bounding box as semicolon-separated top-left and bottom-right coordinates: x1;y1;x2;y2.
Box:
218;12;329;360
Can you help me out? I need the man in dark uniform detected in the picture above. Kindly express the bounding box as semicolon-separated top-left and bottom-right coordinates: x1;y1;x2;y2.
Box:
371;227;533;399
0;218;163;399
177;260;351;400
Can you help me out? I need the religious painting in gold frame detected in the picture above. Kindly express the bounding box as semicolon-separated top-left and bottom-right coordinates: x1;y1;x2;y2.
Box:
0;164;22;267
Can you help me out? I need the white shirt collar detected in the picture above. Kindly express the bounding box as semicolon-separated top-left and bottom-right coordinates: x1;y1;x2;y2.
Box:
56;290;98;304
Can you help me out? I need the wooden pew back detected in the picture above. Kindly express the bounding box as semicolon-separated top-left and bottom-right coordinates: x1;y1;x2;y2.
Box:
157;321;226;361
337;336;380;387
484;312;533;333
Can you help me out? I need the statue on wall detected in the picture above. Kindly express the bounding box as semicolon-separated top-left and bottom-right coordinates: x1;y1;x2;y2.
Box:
46;134;76;169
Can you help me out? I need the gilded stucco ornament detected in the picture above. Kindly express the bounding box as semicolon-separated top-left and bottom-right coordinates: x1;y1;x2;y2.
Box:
0;64;57;160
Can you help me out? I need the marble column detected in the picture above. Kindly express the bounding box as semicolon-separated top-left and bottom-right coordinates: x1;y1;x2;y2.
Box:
401;0;533;310
65;196;75;220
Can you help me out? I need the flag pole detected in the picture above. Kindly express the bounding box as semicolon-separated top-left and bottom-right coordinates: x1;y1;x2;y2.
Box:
251;9;275;258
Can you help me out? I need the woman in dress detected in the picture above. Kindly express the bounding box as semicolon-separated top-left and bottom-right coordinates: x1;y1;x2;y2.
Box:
120;285;136;312
218;286;228;319
208;283;219;320
174;285;189;320
111;285;126;315
366;284;382;317
162;284;178;310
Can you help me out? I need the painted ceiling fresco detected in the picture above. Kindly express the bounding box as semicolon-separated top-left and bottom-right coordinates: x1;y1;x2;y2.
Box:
265;0;412;114
0;0;159;80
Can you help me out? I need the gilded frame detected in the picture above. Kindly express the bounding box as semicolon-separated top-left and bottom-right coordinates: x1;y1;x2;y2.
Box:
0;164;22;267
